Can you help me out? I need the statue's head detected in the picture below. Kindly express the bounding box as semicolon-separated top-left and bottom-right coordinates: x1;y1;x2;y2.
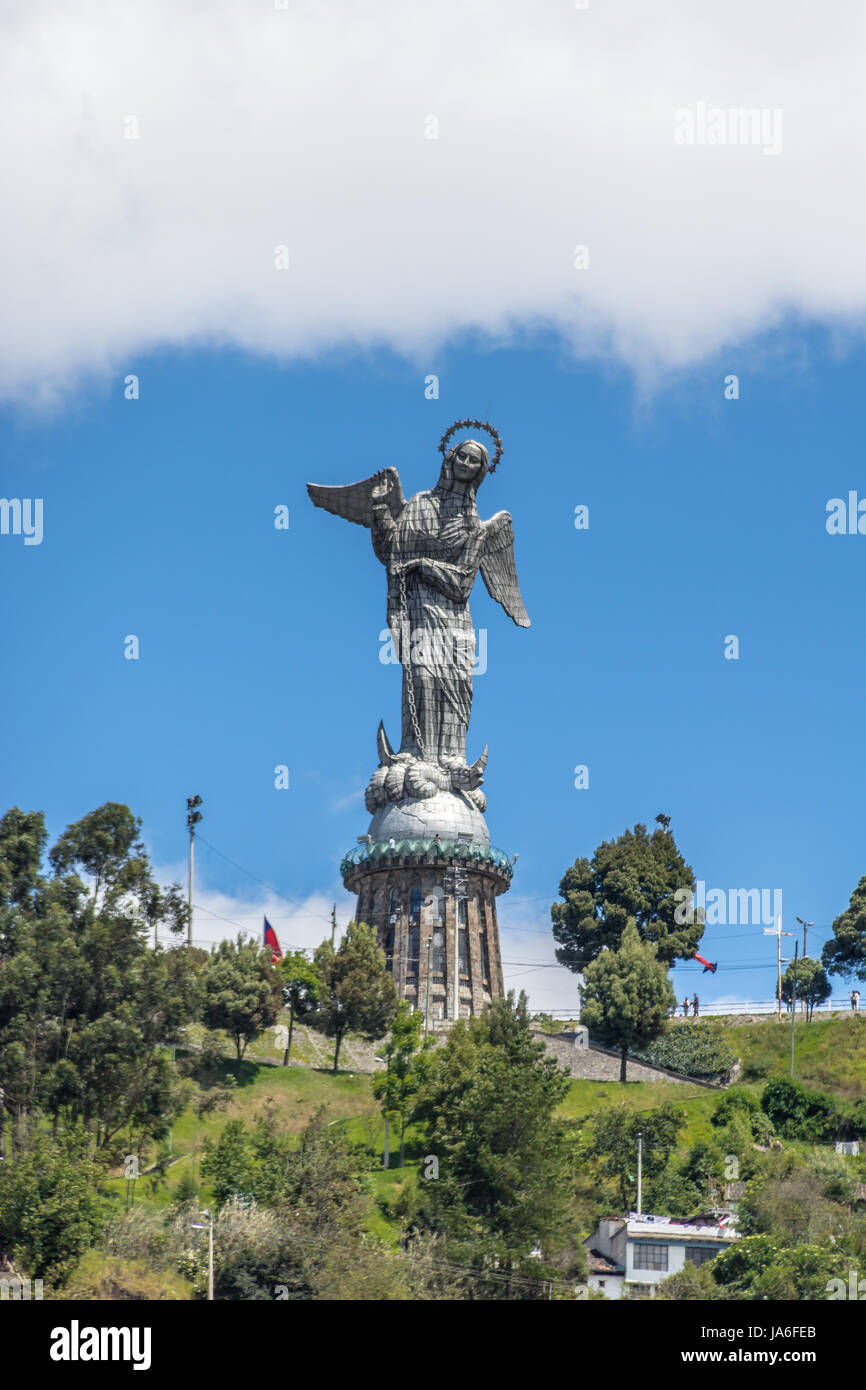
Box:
438;439;489;495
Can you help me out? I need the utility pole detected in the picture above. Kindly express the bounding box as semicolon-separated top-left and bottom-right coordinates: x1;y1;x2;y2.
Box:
186;796;203;947
790;942;799;1076
330;903;337;947
636;1131;643;1216
764;915;793;1021
795;918;813;1017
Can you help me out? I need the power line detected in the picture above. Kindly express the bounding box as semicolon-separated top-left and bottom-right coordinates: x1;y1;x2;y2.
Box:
192;904;313;953
193;832;335;927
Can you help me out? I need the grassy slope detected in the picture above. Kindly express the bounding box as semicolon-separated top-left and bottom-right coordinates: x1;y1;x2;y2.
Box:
719;1013;866;1099
109;1014;866;1227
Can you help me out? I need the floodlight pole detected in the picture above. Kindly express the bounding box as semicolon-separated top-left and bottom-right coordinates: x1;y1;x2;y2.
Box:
790;943;799;1076
186;796;203;947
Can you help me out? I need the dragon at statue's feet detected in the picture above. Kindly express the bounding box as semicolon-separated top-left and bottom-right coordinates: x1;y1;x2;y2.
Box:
364;722;488;813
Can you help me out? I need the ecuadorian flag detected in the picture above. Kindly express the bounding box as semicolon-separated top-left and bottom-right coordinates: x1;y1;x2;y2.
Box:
264;917;283;962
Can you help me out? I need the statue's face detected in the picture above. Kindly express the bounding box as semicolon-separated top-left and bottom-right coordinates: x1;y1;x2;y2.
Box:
451;441;485;483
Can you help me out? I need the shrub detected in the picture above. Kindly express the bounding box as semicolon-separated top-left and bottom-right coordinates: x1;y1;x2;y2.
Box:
58;1251;192;1301
638;1023;738;1081
760;1078;839;1143
712;1234;845;1299
655;1261;721;1301
749;1111;777;1146
841;1097;866;1141
711;1089;760;1126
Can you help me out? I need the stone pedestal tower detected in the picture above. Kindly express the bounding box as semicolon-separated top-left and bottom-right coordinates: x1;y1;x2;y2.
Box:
341;789;513;1024
309;420;529;1025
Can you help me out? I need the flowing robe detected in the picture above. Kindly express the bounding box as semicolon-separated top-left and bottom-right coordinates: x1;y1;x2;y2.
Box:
372;487;485;767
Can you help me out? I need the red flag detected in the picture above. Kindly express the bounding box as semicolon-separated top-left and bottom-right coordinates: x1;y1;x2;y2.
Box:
264;917;283;963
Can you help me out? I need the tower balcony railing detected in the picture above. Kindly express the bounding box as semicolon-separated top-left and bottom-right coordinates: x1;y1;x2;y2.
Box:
340;837;514;879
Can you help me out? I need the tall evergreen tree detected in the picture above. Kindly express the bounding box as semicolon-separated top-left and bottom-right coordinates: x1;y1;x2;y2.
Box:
200;936;283;1062
0;802;199;1157
552;815;702;973
580;920;676;1081
413;993;579;1294
311;922;397;1072
372;1000;433;1166
822;876;866;982
277;948;321;1065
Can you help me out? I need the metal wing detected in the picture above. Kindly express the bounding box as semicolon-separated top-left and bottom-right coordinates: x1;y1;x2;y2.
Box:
306;468;404;528
479;511;531;628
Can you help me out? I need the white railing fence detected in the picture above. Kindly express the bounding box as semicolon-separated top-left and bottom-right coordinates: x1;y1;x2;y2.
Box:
539;999;861;1022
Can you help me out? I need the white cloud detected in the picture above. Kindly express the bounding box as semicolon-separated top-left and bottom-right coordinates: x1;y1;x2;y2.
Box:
498;895;582;1015
152;855;353;954
4;1;866;405
154;856;579;1011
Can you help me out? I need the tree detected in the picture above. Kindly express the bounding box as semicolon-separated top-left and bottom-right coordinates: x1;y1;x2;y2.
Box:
372;1000;434;1166
48;802;150;913
781;957;831;1020
413;993;579;1294
0;1132;104;1284
580;920;676;1081
0;802;198;1156
200;936;283;1062
737;1148;854;1244
199;1109;372;1298
711;1088;760;1127
823;876;866;981
0;807;48;908
552;816;702;974
311;921;397;1072
277;949;320;1065
586;1102;686;1209
200;1118;255;1207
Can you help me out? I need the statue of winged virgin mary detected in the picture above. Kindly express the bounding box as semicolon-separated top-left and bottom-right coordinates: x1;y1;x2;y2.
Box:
308;422;529;817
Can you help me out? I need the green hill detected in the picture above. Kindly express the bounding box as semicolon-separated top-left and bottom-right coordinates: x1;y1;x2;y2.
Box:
106;1011;866;1234
716;1012;866;1099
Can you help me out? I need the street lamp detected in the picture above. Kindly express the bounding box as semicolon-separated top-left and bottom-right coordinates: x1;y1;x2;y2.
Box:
191;1208;213;1301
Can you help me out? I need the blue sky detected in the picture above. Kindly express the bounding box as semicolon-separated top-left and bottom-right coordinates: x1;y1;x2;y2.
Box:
3;327;865;1011
4;1;866;1012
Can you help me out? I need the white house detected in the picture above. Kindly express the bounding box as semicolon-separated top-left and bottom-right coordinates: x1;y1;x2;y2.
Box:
585;1213;739;1299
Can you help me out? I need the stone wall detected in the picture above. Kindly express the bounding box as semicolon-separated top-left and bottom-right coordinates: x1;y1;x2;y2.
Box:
532;1031;698;1083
